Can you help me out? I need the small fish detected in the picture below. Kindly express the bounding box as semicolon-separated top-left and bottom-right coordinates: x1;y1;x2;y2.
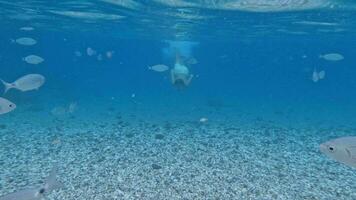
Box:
86;47;96;56
148;64;169;72
199;118;208;123
0;97;16;115
0;166;61;200
12;37;37;46
106;51;114;59
74;51;82;57
318;70;326;79
1;74;45;93
23;55;44;65
68;102;77;114
51;102;77;116
97;54;103;61
19;27;34;31
311;68;325;83
312;69;319;82
320;136;356;168
50;106;67;116
319;53;344;61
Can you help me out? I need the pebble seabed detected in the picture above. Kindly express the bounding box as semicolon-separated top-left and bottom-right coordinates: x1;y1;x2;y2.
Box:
0;111;355;200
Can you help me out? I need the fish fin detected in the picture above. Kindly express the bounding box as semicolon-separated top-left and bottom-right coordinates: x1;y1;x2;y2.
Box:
44;165;62;192
10;39;15;43
0;79;13;94
0;188;40;200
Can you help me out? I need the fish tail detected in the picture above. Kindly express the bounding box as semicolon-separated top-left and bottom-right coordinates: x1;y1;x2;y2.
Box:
0;79;13;94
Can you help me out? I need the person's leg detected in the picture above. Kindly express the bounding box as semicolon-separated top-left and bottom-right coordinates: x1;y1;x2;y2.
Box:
170;70;176;84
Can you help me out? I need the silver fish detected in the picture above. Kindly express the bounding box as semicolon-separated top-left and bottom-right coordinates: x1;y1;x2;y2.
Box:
318;70;326;79
74;51;82;57
0;97;16;115
0;166;61;200
312;69;319;82
86;47;96;56
106;51;114;59
320;53;344;61
311;68;325;83
1;74;45;93
23;55;44;65
14;37;37;46
320;136;356;168
149;64;169;72
19;27;34;31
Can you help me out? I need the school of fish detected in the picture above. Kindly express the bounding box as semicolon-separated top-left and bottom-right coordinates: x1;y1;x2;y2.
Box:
1;28;45;116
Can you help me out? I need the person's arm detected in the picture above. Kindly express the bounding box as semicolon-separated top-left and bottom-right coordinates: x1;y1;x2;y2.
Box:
185;74;193;85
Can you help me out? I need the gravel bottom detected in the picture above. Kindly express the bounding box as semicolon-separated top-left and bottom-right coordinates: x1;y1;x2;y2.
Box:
0;112;355;200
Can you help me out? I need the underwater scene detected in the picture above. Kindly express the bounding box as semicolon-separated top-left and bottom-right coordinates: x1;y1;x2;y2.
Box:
0;0;356;199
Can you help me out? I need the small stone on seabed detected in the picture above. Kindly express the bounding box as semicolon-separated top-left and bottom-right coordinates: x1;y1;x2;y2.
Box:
151;163;162;170
125;133;134;138
155;134;164;140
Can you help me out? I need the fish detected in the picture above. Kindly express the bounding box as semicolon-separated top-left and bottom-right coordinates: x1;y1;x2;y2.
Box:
320;136;356;168
97;54;103;61
148;64;169;72
13;37;37;46
106;51;114;59
23;55;44;65
74;51;82;57
318;70;326;79
51;102;77;116
50;106;67;116
312;69;319;82
0;166;61;200
19;27;35;31
199;118;208;123
0;97;16;115
86;47;96;56
311;68;325;83
1;74;45;93
68;102;77;114
294;21;339;26
319;53;344;61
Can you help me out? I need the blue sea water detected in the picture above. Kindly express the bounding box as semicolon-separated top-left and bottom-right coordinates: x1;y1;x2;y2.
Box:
0;1;356;199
